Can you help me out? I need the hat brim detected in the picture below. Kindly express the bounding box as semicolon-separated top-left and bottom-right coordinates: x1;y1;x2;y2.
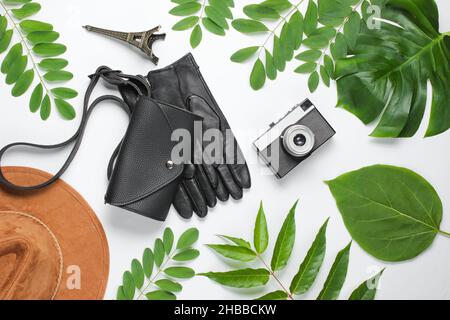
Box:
0;167;109;300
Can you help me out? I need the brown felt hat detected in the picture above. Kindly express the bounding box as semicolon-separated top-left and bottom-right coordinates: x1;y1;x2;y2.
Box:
0;167;109;300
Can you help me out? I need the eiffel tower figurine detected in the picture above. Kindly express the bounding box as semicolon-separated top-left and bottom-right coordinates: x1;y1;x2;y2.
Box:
83;25;166;65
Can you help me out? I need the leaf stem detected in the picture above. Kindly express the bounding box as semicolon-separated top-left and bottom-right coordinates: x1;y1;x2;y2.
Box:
257;0;306;58
256;254;294;300
438;230;450;238
0;2;50;97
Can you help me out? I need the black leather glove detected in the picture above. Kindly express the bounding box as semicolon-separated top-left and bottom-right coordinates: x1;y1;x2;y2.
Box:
147;53;251;219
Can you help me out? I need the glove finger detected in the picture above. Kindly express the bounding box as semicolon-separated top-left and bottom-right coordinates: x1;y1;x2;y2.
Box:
183;178;208;218
202;164;218;188
195;165;217;208
217;165;243;200
215;174;229;202
173;184;194;219
228;163;252;189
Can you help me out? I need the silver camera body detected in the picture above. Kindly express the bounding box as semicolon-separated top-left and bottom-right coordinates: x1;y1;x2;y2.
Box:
253;99;335;179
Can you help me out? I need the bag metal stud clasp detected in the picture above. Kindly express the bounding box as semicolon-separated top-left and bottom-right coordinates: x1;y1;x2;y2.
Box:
83;25;166;65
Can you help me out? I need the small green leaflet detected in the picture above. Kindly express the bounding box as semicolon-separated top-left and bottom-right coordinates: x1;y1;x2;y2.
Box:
317;242;351;300
199;268;270;288
290;219;328;295
271;200;297;271
254;201;269;254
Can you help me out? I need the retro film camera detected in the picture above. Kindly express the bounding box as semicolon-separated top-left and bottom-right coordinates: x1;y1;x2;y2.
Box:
253;99;335;178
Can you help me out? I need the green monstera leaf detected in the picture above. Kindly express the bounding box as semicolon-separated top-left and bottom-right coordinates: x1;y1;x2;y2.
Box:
335;0;450;138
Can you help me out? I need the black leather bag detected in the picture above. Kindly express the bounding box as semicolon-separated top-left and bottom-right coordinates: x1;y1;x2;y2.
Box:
0;67;201;221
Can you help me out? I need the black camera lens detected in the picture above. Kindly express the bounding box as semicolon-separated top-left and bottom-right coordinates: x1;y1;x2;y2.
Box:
293;134;306;147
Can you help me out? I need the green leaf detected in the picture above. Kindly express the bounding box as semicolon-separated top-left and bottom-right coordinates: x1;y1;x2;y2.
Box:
289;10;304;50
295;50;321;62
349;269;384;300
122;271;135;300
317;242;351;300
250;59;265;90
272;35;285;71
131;259;144;289
255;290;288;300
230;46;259;63
38;58;68;71
27;31;59;44
6;55;27;84
303;35;330;49
202;18;225;36
308;71;319;93
44;70;73;81
173;16;199;31
0;30;13;54
265;49;277;80
163;228;175;254
54;98;75;120
323;54;334;79
218;235;251;249
254;201;269;254
330;33;347;60
232;19;268;33
116;286;127;300
2;43;23;74
318;0;352;27
172;248;200;261
294;62;316;74
177;228;199;249
142;248;154;278
210;0;233;19
343;11;360;51
0;16;7;37
164;266;195;279
243;4;280;20
12;69;34;97
208;244;257;262
155;279;183;293
271;201;297;271
260;0;292;12
154;238;165;267
19;20;53;33
336;4;449;137
205;6;228;30
33;43;66;57
199;268;270;288
320;65;330;87
29;83;43;112
40;94;51;120
169;2;202;16
290;219;329;295
146;290;176;300
304;0;318;36
326;165;443;262
190;25;202;48
11;2;41;20
51;87;78;99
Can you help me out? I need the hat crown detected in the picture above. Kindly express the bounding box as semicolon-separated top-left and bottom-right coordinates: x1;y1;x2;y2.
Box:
0;211;62;300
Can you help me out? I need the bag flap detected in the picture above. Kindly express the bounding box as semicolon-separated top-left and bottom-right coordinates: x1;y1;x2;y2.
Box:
105;97;201;206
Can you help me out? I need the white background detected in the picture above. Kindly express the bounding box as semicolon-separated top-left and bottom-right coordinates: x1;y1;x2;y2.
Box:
1;0;450;300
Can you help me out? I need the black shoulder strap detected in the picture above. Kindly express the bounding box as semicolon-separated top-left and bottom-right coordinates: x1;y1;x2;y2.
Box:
0;66;149;191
